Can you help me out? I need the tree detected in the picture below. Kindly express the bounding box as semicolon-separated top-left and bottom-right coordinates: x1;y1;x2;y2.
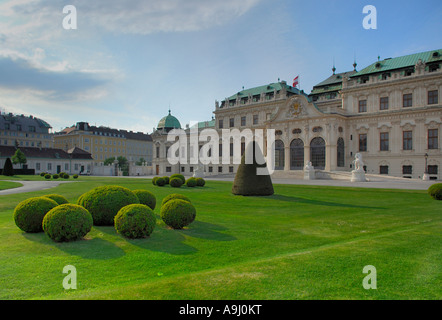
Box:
231;141;274;196
2;158;14;176
135;157;146;166
104;157;116;166
11;149;27;168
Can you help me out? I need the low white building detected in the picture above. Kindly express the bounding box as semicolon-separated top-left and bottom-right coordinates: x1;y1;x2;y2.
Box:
0;146;93;175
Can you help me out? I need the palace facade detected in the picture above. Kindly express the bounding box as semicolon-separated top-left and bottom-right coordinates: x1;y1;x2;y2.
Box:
152;49;442;180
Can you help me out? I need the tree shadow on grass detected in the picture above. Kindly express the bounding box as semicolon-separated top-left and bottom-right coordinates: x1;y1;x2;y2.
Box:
263;194;385;210
21;232;126;260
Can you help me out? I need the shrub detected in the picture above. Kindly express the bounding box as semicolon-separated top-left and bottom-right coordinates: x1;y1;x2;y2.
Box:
170;174;185;185
43;194;69;205
73;174;79;179
59;172;66;178
13;197;59;233
152;177;159;185
160;199;196;229
428;183;442;200
63;173;70;179
52;174;59;179
114;204;156;239
2;158;14;176
232;141;274;196
170;177;183;188
161;193;191;207
133;189;156;210
155;177;166;187
162;176;170;184
42;204;93;242
196;177;206;187
186;177;197;187
40;172;47;177
45;174;51;180
77;185;139;226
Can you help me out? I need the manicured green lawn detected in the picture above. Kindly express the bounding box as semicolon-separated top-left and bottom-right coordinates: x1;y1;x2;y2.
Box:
0;181;23;191
0;176;440;300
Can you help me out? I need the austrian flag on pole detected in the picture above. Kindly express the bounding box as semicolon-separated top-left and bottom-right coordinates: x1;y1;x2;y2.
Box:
293;76;299;87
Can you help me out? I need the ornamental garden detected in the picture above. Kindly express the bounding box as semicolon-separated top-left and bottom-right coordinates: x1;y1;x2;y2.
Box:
1;162;441;299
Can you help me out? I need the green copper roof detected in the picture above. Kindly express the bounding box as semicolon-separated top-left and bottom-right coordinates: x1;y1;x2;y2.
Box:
351;49;442;77
157;110;181;130
226;81;303;101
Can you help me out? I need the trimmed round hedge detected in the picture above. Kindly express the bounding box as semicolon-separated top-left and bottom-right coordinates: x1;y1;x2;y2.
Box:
170;174;185;185
155;177;166;187
152;177;159;185
161;193;191;207
133;189;156;210
77;185;139;226
13;197;59;233
428;183;442;200
42;204;93;242
160;199;196;229
114;204;156;239
43;194;69;205
186;177;197;187
170;177;183;188
162;176;170;184
45;174;51;180
196;178;206;187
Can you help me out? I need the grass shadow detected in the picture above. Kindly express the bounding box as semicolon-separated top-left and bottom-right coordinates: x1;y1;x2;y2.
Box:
21;232;126;260
184;220;236;242
266;194;385;210
129;226;198;255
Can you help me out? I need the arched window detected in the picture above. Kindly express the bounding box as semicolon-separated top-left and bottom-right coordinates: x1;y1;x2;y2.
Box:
274;140;285;170
337;138;345;167
290;139;304;170
310;137;326;169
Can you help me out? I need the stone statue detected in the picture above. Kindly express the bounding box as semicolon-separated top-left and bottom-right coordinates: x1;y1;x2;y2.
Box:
304;161;315;180
351;153;367;182
193;163;205;178
353;153;364;172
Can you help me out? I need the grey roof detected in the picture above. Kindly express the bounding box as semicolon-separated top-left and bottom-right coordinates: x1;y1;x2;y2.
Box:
0;113;52;133
0;146;92;160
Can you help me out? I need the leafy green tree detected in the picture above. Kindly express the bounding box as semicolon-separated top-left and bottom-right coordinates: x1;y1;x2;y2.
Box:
11;149;27;168
135;157;146;166
104;157;116;166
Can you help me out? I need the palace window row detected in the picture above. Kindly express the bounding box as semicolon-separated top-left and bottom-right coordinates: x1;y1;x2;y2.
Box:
359;129;438;152
358;90;439;113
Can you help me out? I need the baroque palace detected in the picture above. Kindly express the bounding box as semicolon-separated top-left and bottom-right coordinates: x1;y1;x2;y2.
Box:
152;49;442;180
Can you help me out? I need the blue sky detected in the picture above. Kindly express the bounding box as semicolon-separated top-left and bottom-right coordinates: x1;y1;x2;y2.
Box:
0;0;441;134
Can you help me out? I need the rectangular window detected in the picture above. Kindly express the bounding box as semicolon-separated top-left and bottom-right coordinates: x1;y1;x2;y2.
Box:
380;132;389;151
190;167;193;173
166;167;171;173
428;129;438;149
358;100;367;113
403;93;413;107
230;143;234;157
229;166;234;173
47;163;52;170
219;119;223;129
65;163;69;171
181;166;185;173
428;165;438;175
218;166;223;173
208;166;213;173
403;131;413;150
229;118;234;128
428;90;438;105
36;163;41;171
219;143;223;157
253;114;259;125
74;164;79;171
380;166;389;175
402;165;413;175
380;97;389;110
241;142;245;156
241;116;246;126
156;146;160;158
359;134;367;152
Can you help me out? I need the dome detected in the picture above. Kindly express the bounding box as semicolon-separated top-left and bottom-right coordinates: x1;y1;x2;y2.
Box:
157;110;181;132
